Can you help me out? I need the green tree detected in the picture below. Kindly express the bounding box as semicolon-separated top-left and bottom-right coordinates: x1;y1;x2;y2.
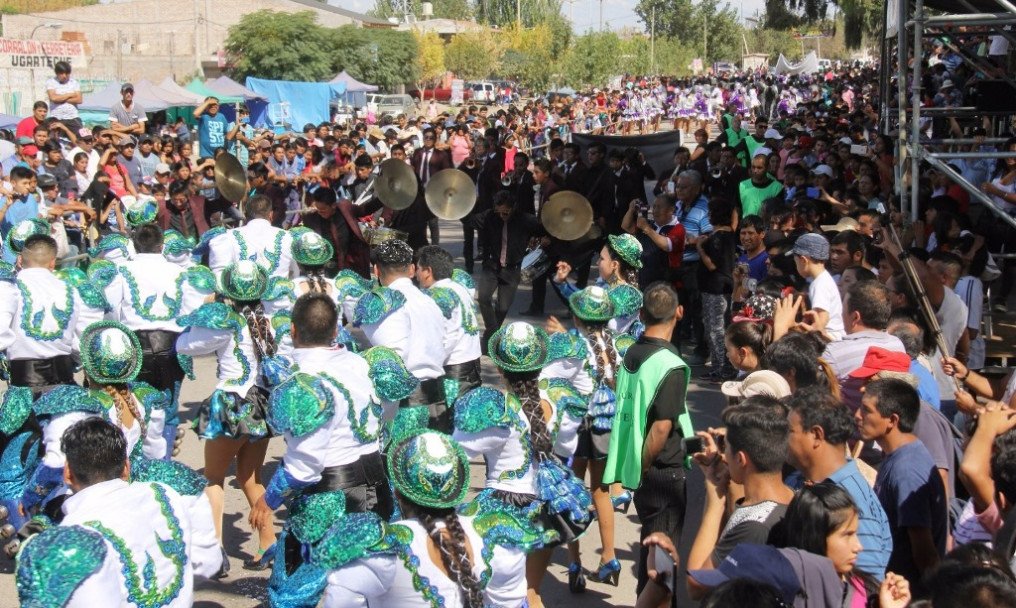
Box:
476;0;571;57
699;0;744;63
762;0;882;49
414;30;446;91
498;24;556;90
224;11;334;81
330;26;419;91
445;31;502;80
635;0;744;63
561;31;621;88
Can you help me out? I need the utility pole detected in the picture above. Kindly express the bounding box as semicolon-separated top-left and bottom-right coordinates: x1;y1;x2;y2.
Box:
516;0;521;27
599;0;603;31
650;7;655;74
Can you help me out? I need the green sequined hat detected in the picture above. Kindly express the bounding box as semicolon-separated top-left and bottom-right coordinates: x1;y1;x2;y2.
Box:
487;322;550;373
292;231;335;267
6;218;49;254
220;260;269;302
87;233;131;259
124;196;158;227
607;233;643;269
387;431;470;510
568;285;615;322
80;321;143;384
162;230;194;258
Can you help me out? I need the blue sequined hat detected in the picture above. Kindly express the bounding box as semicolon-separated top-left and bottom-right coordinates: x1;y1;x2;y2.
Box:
220;260;268;302
80;321;143;384
607;233;644;269
363;345;420;401
87;233;131;259
568;285;615;322
6;218;49;254
387;431;470;510
162;230;194;258
124;196;158;226
292;231;335;267
372;239;414;267
488;322;550;373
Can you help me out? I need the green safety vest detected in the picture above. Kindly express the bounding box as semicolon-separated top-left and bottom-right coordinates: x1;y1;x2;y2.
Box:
744;135;766;160
739;178;784;218
603;346;691;491
725;127;749;166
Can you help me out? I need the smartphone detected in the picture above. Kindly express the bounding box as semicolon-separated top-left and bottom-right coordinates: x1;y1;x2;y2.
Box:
653;545;676;592
681;436;704;455
806;187;821;199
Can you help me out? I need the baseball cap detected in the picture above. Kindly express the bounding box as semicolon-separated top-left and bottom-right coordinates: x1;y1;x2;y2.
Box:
797;135;814;148
257;139;272;149
838;136;853;145
848;346;912;379
139;134;153;144
941;79;954;89
14;136;32;146
155;162;172;175
721;370;792;400
764;128;784;140
77;127;93;140
118;135;138;148
810;164;834;178
37;174;57;189
787;233;829;261
22;144;39;157
688;544;801;604
121;82;134;93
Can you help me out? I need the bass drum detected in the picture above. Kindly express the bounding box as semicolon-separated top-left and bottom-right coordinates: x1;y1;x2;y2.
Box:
520;247;551;283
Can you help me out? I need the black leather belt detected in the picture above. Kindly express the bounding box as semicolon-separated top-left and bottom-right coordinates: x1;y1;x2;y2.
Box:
10;355;75;388
408;376;447;406
135;329;180;355
444;359;481;393
306;451;386;495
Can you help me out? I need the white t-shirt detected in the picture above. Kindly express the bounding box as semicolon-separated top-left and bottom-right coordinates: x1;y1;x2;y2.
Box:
956;276;985;370
46;77;81;120
810;269;845;341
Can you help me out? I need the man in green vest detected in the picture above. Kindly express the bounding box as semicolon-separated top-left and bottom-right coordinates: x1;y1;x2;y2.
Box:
717;114;749;167
603;281;692;595
737;117;770;164
738;154;784;218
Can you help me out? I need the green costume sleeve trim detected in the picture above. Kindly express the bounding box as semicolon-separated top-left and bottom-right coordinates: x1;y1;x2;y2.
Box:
267;373;336;438
16;525;108;607
309;512;390;569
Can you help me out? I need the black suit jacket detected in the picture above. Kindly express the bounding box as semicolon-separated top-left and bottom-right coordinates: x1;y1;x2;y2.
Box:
560;161;587;193
464;153;505;215
411;147;453;185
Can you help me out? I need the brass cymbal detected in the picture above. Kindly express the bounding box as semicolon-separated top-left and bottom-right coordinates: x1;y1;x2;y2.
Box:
425;169;476;220
375;158;419;210
542;191;594;241
214;153;247;203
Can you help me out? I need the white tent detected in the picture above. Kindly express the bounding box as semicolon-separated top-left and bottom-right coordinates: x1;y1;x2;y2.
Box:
773;51;820;76
158;77;206;106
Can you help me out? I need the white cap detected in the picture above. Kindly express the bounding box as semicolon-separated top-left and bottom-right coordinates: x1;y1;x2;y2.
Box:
811;164;834;178
764;128;784;140
721;370;792;400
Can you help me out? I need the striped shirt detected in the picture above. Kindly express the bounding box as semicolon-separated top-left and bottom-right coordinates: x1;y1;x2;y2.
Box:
828;459;892;580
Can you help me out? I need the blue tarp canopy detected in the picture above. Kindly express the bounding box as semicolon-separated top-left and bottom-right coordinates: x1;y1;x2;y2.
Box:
245;77;337;132
80;81;170;112
0;114;18;130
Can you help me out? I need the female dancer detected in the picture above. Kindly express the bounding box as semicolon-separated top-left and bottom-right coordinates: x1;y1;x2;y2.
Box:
551;233;643;335
176;260;291;571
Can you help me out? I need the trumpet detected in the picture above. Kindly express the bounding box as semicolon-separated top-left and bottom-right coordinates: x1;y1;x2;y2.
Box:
464;157;477;170
501;173;514;187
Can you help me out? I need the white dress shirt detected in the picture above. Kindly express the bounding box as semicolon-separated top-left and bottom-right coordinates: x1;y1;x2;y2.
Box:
454;417;536;495
176;307;282;396
0;267;92;360
324;516;526;608
207;219;297;279
55;479;221;606
360;277;447;381
430;278;481;366
103;254;209;332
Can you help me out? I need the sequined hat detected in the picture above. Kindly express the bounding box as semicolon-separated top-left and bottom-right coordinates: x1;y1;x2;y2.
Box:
124;196;158;226
292;231;335;267
162;230;194;257
607;233;643;269
372;239;414;267
80;321;143;384
487;322;550;373
87;233;131;259
387;431;470;510
6;218;49;254
220;260;268;302
568;285;615;323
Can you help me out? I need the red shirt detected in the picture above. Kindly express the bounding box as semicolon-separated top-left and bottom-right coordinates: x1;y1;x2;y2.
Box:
16;117;41;139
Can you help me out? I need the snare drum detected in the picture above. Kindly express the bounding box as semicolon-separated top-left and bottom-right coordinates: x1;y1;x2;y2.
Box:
520;247;551;283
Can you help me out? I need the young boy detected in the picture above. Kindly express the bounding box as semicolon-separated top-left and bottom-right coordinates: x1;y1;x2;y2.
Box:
791;232;845;340
0;166;41;264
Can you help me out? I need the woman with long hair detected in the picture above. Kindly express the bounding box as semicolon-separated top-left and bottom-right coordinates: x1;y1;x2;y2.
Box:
319;430;529;607
290;230;368;342
766;332;840;398
552;233;644;335
775;483;912;608
176;260;291;573
480;322;593;607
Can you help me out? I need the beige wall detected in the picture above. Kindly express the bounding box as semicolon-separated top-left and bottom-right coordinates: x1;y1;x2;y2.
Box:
1;0;360;87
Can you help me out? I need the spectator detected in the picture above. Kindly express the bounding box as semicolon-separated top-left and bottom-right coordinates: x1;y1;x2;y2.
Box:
109;83;147;136
16;101;48;140
686;397;794;599
46;61;83;132
855;378;948;595
790;232;845;340
696;197;738;381
784;387;892;578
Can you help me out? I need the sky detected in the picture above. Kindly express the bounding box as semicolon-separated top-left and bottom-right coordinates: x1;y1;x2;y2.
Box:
331;0;769;34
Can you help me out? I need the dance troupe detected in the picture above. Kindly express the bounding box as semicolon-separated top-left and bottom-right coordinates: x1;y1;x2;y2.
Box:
2;193;655;608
